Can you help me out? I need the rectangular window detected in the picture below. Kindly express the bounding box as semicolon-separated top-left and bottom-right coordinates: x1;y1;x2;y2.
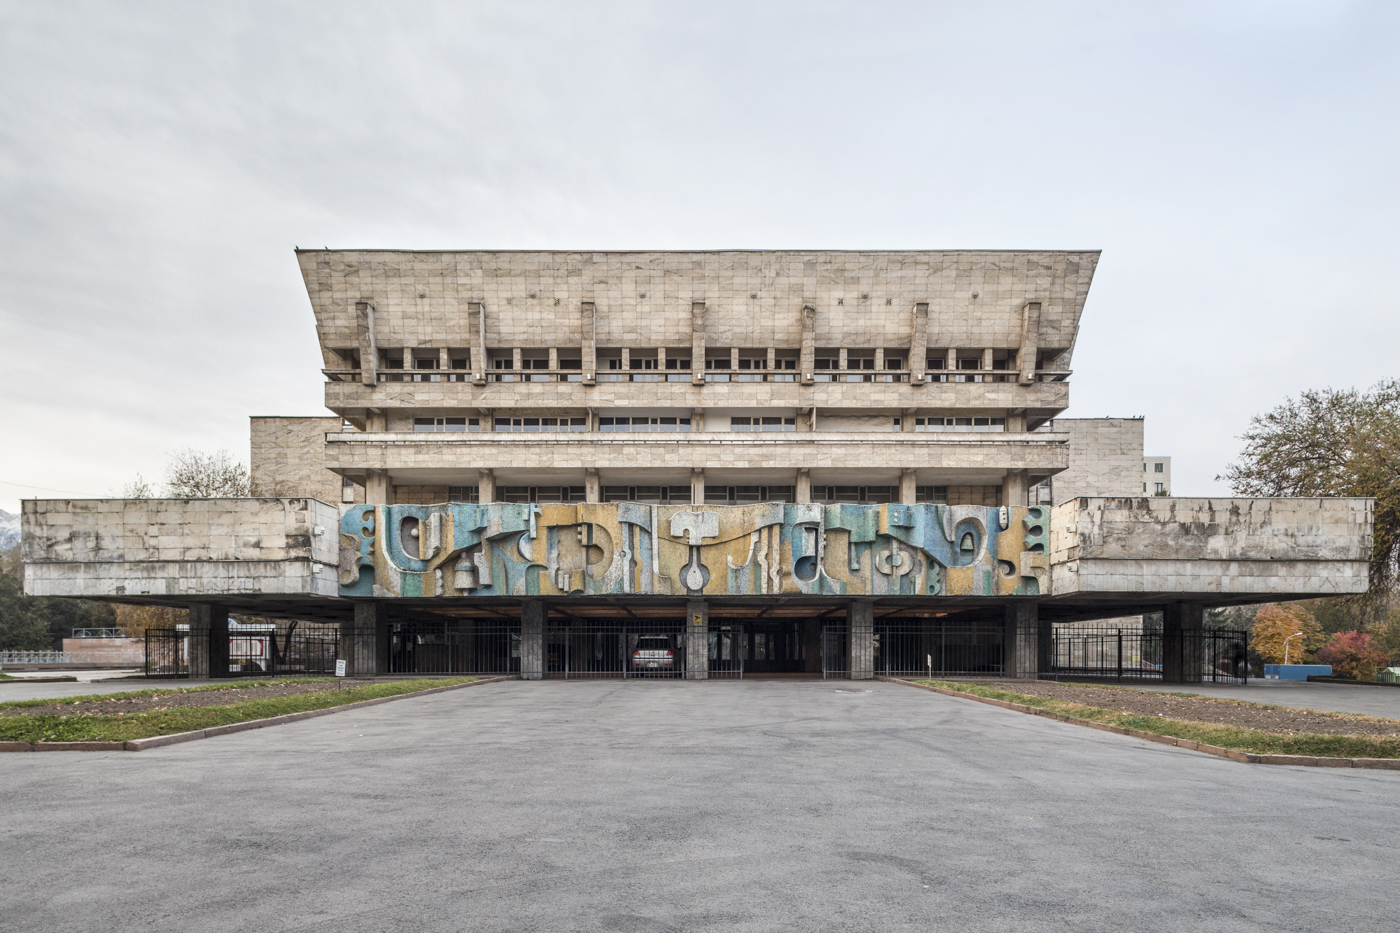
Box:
415;417;479;432
703;485;795;505
664;357;692;369
414;357;438;369
598;416;692;432
342;475;355;488
915;486;948;503
602;486;692;504
447;485;479;503
494;417;587;432
500;486;587;503
1154;463;1164;473
926;355;946;370
730;416;795;432
558;357;582;370
811;486;897;504
1154;483;1165;494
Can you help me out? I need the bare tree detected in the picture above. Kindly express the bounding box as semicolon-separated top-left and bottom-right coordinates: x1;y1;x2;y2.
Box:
164;448;251;498
122;475;156;498
1221;379;1400;592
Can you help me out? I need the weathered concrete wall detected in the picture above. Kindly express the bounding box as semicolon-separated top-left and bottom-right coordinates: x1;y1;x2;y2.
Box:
301;250;1098;354
251;416;362;503
1047;418;1144;500
1050;497;1373;597
22;498;340;599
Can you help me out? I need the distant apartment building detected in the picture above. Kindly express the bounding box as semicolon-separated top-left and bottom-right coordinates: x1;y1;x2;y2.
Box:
1144;456;1172;495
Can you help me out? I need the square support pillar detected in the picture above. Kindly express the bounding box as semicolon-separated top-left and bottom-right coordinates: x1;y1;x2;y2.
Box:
347;601;386;676
1001;470;1027;508
1003;601;1040;679
186;604;227;679
366;471;391;505
478;469;496;504
1162;602;1205;684
686;601;709;680
899;469;917;505
585;469;601;504
847;600;874;680
796;468;812;504
690;469;705;507
521;600;545;680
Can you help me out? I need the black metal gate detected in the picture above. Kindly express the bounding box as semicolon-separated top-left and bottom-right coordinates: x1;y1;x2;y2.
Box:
145;628;190;678
1048;626;1248;684
544;622;686;678
820;620;1008;679
386;621;520;675
708;620;814;678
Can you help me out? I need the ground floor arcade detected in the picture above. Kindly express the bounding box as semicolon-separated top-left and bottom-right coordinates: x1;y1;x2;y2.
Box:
170;598;1243;685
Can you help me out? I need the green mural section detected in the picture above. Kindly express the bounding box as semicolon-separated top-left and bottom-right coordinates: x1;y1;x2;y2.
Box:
340;502;1048;599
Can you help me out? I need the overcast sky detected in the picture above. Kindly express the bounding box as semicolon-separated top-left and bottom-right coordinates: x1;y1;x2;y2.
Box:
1;1;1397;513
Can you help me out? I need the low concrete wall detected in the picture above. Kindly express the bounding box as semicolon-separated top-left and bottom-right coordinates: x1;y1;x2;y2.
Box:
22;498;340;599
1050;497;1373;597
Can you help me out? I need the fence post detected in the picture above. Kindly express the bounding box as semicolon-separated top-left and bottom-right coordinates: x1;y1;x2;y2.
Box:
520;600;545;680
847;601;874;680
1003;602;1039;679
686;600;709;680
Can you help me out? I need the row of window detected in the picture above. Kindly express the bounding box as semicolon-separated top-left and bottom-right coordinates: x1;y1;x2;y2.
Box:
438;485;951;504
355;349;1055;374
411;416;1006;433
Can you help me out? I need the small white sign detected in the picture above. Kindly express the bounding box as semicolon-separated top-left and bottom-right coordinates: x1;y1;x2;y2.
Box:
335;659;347;678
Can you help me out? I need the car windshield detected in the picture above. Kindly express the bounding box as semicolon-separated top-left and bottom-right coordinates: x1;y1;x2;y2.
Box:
635;638;670;651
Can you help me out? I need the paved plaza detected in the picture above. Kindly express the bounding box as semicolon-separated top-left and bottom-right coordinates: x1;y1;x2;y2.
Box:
2;679;1397;931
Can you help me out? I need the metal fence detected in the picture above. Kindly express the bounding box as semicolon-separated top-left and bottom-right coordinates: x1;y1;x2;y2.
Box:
821;620;1009;679
1047;626;1248;684
385;621;520;675
144;626;343;678
544;622;687;678
145;630;189;678
708;621;814;678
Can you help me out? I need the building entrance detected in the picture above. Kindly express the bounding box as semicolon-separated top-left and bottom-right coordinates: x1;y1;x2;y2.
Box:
708;619;822;678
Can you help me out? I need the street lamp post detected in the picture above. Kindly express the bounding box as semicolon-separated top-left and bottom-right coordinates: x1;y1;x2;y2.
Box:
1283;631;1305;666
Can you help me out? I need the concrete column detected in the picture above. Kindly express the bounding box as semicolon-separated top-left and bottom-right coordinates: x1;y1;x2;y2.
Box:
796;468;812;504
847;600;874;680
873;348;885;371
908;302;928;385
691;301;706;385
1001;470;1027;508
945;348;957;372
1006;411;1027;433
691;469;705;506
520;600;545;680
581;301;596;385
207;604;230;678
366;471;391;505
799;304;816;385
686;600;709;680
348;601;386;675
585;469;601;504
1003;602;1040;679
899;469;917;505
186;604;211;679
548;347;559;370
478;469;496;503
1162;602;1204;684
901;409;916;433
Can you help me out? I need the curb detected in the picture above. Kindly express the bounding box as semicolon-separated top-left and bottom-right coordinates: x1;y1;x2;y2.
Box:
882;678;1400;771
2;676;513;752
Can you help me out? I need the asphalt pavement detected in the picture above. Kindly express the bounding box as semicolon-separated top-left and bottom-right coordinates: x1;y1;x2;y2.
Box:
2;678;1397;932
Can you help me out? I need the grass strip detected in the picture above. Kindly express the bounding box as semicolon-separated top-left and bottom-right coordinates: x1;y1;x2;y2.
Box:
919;680;1400;760
0;678;337;710
0;677;476;743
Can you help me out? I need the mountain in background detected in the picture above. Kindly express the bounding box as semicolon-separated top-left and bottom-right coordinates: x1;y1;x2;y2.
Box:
0;510;19;549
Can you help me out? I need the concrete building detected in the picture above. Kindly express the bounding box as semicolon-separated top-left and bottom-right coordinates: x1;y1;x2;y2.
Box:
21;250;1374;684
1145;456;1172;495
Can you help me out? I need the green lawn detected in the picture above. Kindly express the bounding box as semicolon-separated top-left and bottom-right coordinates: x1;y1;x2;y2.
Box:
918;680;1400;760
0;677;477;743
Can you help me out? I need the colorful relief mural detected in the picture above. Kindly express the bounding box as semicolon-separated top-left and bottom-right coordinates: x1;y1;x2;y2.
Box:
339;503;1049;599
